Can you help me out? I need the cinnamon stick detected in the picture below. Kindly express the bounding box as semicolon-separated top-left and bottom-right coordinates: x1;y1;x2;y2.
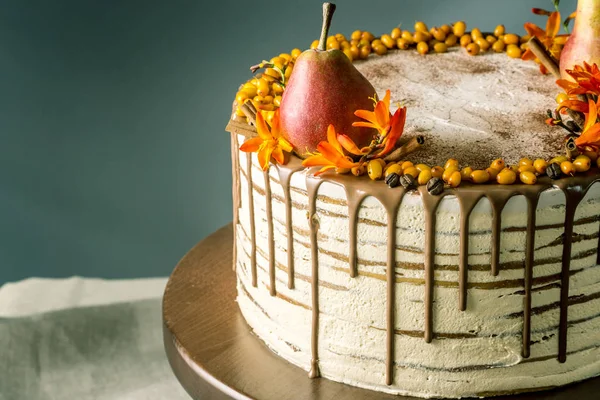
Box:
527;37;560;78
384;136;424;162
240;101;257;126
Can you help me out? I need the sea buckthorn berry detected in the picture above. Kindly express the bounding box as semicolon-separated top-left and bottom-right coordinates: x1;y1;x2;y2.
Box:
492;40;505;52
415;163;431;172
236;91;249;104
574;155;592;172
359;45;371;59
340;40;351;50
504;33;520;45
343;48;354;61
351;30;362;40
291;48;302;59
466;42;481;55
284;66;293;79
533;159;548;174
560;161;576;176
427;177;444;195
381;34;396;49
418;169;433;185
350;39;359;46
404;166;420;178
518;164;536;174
335;33;346;42
352;164;366;176
235;106;246;117
550;155;569;164
546;163;562;180
461;166;474;181
519;158;534;167
350;45;360;59
414;31;430;43
385;164;403;177
310;40;319;49
373;158;386;169
444;158;459;170
371;39;384;47
556;93;569;104
386;172;401;188
434;42;448;53
506;44;522;58
431;166;444;178
400;174;417;190
367;160;383;180
584;149;599;162
442;166;459;183
486;35;497;44
520;34;531;44
401;161;414;170
494;25;505;37
441;24;452;34
272;82;284;95
273;96;282;107
432;27;447;41
453;21;467;37
486;167;500;181
402;30;414;41
520;171;537;185
497;168;517;185
391;27;402;39
397;38;411;50
257;78;270;97
415;21;429;33
490;158;505;170
460;34;472;47
471;27;483;40
417;41;430;55
520;42;529;52
335;167;350;174
445;34;458;46
475;37;490;51
448;171;462;188
470;169;490;184
361;31;375;42
373;44;388;55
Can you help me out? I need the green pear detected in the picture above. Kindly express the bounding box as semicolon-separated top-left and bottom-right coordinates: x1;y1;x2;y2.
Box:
279;3;377;157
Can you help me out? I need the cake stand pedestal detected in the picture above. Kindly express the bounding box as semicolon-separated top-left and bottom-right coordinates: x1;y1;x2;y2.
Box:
163;223;600;400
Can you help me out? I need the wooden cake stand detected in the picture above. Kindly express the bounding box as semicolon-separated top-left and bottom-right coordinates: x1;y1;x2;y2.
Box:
163;224;600;400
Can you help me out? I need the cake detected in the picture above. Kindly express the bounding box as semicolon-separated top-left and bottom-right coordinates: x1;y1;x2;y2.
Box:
225;3;600;398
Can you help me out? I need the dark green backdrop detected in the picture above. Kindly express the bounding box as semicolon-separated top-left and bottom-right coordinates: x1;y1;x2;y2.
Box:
0;0;576;284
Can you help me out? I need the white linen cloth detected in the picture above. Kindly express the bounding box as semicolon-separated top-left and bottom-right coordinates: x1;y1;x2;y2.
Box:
0;277;189;400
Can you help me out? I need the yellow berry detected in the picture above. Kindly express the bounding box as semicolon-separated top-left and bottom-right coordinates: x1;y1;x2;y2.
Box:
236;91;249;104
418;169;433;185
520;171;537;185
445;34;458;46
470;169;490;184
402;30;414;42
490;158;506;170
486;35;497;44
351;30;362;40
494;25;505;37
556;93;569;104
391;27;402;40
574;155;591;172
351;164;366;176
431;166;444;178
373;44;388;55
235;106;246;117
560;161;576;176
443;166;459;183
359;45;371;59
404;166;420;178
343;48;354;61
415;21;429;33
415;163;431;172
503;34;520;45
401;161;414;170
475;37;490;51
447;171;462;188
471;27;483;40
431;27;447;41
433;42;448;53
486;167;500;181
384;163;403;178
533;159;548;174
335;33;347;43
350;45;360;59
444;158;459;170
414;31;430;43
397;38;411;50
492;40;506;52
381;34;396;49
291;48;302;59
361;31;375;42
550;155;569;164
466;42;481;55
519;158;534;167
417;41;429;55
371;39;384;48
497;168;517;185
453;21;467;37
367;160;383;180
461;166;474;181
584;149;599;162
310;40;319;49
460;34;472;47
518;164;536;174
273;96;282;107
520;34;531;44
506;44;522;58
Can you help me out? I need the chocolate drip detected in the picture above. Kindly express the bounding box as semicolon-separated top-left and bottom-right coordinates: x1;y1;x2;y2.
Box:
488;193;516;276
345;189;368;278
523;194;539;358
264;169;276;296
246;153;257;287
231;133;241;271
385;204;399;386
458;194;484;311
418;188;447;343
275;164;304;289
306;176;324;379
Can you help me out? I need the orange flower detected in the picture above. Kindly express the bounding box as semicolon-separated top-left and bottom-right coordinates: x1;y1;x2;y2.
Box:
239;109;293;170
302;125;361;176
557;62;600;96
575;98;600;149
522;10;569;69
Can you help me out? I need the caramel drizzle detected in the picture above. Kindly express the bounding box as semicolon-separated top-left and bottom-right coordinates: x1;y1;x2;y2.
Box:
246;153;257;287
242;152;600;384
264;169;276;296
231;133;241;271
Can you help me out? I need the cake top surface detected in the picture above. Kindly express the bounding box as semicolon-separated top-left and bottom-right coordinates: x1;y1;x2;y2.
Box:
356;49;563;168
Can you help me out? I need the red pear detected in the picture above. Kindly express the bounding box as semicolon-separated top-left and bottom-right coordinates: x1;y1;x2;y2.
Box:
279;3;377;157
560;0;600;80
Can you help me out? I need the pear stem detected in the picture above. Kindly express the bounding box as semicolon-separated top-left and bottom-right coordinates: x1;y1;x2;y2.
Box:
318;3;336;51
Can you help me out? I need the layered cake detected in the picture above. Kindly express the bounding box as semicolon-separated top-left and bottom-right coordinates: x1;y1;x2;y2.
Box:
226;2;600;398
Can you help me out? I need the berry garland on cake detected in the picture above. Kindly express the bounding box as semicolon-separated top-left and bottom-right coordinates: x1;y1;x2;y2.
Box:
233;0;600;195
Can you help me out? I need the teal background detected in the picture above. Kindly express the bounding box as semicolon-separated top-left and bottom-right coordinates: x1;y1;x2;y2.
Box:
0;0;576;284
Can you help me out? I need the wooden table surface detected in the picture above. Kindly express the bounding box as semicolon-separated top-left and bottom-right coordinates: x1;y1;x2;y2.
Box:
162;224;600;400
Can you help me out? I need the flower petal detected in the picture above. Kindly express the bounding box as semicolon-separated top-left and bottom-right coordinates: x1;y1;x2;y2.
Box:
376;106;406;157
352;121;377;129
546;11;560;38
278;137;294;153
258;143;274;170
255;111;273;141
524;22;546;39
382;89;391;112
327;124;344;155
302;154;333;168
272;146;285;165
576;123;600;147
338;134;367;155
584;98;598;133
318;142;356;169
557;99;589;113
354;109;378;125
239;137;264;152
313;165;336;176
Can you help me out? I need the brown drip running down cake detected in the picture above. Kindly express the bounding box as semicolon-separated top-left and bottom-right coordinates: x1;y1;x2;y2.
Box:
225;2;600;398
